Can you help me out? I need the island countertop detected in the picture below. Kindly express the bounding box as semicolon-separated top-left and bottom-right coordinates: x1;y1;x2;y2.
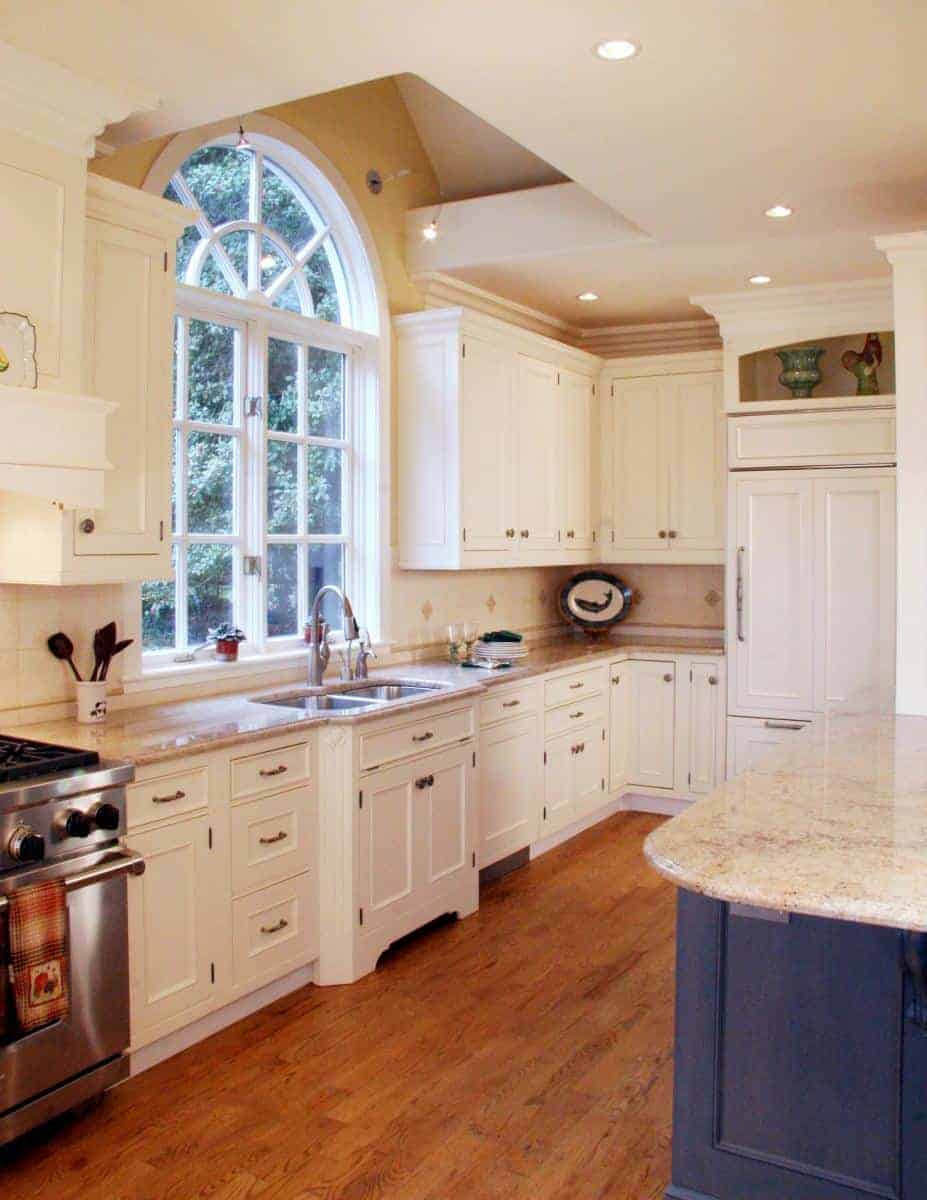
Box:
645;711;927;933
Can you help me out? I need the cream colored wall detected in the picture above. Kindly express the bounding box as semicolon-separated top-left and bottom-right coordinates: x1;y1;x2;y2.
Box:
0;79;721;724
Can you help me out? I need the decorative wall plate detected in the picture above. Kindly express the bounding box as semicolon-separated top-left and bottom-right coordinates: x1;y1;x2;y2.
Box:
0;312;37;388
559;570;633;633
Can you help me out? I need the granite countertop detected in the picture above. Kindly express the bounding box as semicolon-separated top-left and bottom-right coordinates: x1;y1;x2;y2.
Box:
645;711;927;933
11;632;722;767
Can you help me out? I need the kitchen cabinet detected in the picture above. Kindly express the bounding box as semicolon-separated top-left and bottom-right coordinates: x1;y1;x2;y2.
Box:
479;690;542;868
628;660;677;789
608;663;630;794
729;470;895;719
604;365;724;563
395;308;599;569
726;716;809;779
542;726;607;837
686;661;724;794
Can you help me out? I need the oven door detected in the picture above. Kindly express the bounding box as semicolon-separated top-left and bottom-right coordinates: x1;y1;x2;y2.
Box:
0;849;143;1116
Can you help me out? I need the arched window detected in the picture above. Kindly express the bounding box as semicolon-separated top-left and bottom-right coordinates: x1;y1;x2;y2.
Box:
141;124;385;667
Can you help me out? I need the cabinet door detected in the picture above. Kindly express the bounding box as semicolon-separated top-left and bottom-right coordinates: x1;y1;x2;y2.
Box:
608;663;630;793
667;373;723;550
629;661;676;789
726;716;809;779
687;662;723;795
128;815;216;1040
543;729;577;836
76;218;170;557
560;368;594;549
418;745;472;906
357;761;416;936
480;713;541;867
460;335;514;552
572;725;608;821
515;355;560;549
611;378;668;551
813;475;895;712
731;477;814;716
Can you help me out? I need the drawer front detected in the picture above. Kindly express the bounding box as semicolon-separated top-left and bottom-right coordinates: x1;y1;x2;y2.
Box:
544;691;607;738
728;411;896;468
230;741;311;801
480;682;541;727
230;787;315;897
232;872;318;989
544;666;607;709
359;705;474;772
127;767;208;830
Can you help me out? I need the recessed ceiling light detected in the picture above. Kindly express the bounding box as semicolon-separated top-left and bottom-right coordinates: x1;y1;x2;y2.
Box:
749;274;772;285
422;220;439;241
595;39;641;61
577;291;599;302
765;204;793;219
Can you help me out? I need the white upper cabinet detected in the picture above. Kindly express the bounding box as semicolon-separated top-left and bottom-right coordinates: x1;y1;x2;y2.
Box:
604;361;724;563
396;308;599;569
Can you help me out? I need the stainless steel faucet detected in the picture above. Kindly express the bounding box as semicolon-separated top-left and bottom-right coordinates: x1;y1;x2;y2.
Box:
306;586;359;686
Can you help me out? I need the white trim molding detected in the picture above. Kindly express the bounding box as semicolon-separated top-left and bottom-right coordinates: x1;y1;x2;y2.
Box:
0;40;157;158
579;318;720;358
601;349;723;379
412;271;579;342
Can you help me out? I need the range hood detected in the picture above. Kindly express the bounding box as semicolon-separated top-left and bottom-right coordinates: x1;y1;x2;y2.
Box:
0;385;114;508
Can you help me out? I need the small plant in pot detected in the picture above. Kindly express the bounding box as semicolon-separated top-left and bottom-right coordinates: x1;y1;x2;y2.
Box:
208;623;246;663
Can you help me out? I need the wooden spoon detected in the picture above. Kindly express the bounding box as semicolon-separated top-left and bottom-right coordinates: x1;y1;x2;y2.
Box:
47;632;82;681
101;638;133;681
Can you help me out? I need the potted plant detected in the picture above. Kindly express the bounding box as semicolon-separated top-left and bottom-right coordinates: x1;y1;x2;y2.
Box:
208;623;246;663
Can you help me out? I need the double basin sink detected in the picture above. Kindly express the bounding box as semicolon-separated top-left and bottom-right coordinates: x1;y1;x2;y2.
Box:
255;680;450;714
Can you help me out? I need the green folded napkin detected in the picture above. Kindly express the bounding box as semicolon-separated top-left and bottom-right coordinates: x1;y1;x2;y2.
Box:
480;630;523;644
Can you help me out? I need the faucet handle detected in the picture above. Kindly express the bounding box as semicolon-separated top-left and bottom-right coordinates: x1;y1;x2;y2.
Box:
319;621;332;670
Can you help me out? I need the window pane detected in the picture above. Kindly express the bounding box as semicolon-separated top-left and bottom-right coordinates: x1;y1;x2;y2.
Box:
307;447;343;534
307;347;345;438
199;251;232;294
187;432;235;533
141;548;177;651
187;544;234;645
188;320;235;424
267;337;298;433
306;543;344;629
267;439;298;534
303;243;343;324
219;230;250;292
182;146;252;228
273;279;302;314
262;159;318;250
260;235;289;293
267;543;298;638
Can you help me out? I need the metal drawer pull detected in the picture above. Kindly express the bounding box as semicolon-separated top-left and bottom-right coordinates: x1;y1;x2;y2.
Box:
569;682;584;690
570;710;584;719
502;699;520;708
571;742;586;755
259;830;288;845
663;674;673;683
152;789;185;804
260;917;289;935
258;764;288;778
415;774;435;789
0;850;146;911
412;731;434;743
764;720;804;731
736;546;746;643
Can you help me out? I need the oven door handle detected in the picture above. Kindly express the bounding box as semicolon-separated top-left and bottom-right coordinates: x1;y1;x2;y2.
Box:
0;849;145;911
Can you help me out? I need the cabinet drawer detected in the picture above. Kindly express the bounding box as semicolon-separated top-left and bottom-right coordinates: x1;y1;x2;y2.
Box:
728;411;896;469
480;682;540;726
232;872;317;989
230;786;315;897
230;741;311;801
127;767;208;830
359;705;474;772
544;691;607;738
544;666;607;709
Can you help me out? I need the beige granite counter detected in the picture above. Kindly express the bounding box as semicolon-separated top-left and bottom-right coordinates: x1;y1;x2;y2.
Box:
645;711;927;933
11;632;722;767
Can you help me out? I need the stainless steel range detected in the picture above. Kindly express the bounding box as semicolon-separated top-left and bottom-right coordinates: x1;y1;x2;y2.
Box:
0;734;138;1146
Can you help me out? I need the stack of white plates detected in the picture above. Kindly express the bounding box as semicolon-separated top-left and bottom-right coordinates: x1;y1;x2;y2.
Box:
471;640;529;665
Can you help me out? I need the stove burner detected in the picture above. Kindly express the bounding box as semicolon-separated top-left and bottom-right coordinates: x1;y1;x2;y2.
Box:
0;736;99;783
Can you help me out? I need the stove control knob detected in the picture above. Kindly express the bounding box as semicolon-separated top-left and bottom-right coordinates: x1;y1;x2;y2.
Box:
91;802;120;832
64;809;93;838
8;826;45;863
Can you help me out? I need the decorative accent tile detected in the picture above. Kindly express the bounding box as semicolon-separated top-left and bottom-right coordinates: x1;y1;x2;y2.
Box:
632;589;643;605
704;589;721;608
539;589;549;607
420;600;433;621
485;594;497;614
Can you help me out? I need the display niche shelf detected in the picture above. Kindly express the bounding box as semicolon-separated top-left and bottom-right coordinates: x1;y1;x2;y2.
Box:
737;330;896;413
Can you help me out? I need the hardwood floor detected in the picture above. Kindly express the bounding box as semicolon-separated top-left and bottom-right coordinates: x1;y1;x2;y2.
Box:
0;812;675;1200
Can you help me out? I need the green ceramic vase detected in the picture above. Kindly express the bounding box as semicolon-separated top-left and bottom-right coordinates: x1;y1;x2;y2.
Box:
776;347;825;399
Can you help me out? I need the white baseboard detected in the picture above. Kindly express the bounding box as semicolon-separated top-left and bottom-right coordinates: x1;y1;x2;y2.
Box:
621;792;691;816
530;796;627;858
129;963;315;1077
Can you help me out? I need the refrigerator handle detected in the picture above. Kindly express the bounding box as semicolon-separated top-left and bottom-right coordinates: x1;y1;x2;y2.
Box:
736;546;746;643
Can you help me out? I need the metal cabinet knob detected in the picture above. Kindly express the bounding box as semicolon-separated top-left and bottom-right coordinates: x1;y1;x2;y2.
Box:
79;518;95;534
658;530;667;538
505;528;516;539
520;529;530;538
612;675;621;685
663;673;673;683
566;529;575;539
668;530;677;539
708;675;718;686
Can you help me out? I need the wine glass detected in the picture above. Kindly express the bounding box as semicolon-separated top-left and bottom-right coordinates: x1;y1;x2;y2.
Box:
447;623;465;664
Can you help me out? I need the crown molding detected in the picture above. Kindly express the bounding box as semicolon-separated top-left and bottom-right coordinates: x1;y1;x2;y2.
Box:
411;271;581;342
692;278;893;346
0;41;158;158
579;317;720;358
875;231;927;264
87;173;196;237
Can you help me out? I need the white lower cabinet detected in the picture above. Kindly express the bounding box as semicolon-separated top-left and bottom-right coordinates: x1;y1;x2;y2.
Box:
231;872;317;992
629;661;677;789
542;724;608;836
726;715;810;779
608;663;630;793
479;706;542;868
686;662;724;795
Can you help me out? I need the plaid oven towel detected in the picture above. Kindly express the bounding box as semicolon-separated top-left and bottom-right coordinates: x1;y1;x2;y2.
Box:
8;880;69;1032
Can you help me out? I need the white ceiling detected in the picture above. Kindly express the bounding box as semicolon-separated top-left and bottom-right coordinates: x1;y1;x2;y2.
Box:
5;1;925;324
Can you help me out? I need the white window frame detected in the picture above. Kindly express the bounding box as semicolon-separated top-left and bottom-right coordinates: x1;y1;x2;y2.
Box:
140;120;389;677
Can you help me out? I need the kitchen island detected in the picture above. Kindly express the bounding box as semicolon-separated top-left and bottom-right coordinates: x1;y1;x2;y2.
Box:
645;712;927;1200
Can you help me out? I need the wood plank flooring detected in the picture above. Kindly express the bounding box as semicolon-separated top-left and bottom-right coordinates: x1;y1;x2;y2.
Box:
0;812;674;1200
